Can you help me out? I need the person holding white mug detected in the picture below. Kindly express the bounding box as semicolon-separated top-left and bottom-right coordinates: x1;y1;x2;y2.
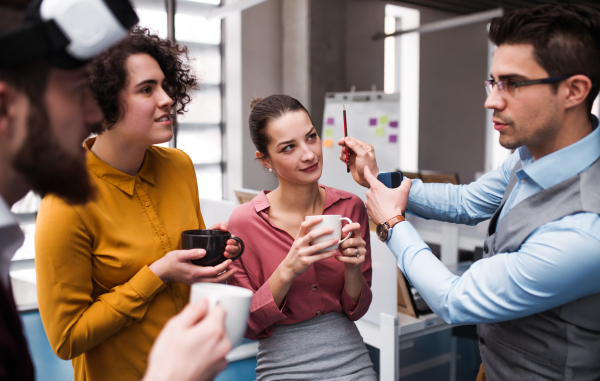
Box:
227;95;377;380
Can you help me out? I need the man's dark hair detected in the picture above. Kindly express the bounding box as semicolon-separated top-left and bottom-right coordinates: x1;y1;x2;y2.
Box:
489;4;600;113
89;27;198;134
0;61;49;109
0;5;50;114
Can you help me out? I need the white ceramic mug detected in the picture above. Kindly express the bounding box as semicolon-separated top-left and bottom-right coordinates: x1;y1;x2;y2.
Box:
190;283;253;347
305;214;353;253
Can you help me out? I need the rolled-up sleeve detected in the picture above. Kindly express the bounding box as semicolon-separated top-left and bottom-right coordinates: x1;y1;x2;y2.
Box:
229;258;287;339
341;277;371;320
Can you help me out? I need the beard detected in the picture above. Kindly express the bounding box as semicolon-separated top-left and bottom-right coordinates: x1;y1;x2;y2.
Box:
12;100;96;205
495;102;561;152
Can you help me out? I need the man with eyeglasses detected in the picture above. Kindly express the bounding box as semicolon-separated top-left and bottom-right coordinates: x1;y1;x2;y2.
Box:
339;3;600;380
0;1;230;380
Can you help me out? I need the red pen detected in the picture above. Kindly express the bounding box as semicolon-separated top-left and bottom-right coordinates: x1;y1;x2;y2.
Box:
343;105;350;173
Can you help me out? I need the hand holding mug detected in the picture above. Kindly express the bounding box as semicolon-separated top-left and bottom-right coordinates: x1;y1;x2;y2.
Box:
209;221;242;259
143;299;230;381
181;229;244;267
304;215;353;253
279;217;340;282
149;249;236;285
335;222;366;269
190;283;253;348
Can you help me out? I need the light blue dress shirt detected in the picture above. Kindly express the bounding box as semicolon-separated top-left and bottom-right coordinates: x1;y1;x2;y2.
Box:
387;118;600;325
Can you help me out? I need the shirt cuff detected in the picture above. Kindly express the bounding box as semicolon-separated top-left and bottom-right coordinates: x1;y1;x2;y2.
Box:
250;281;287;327
387;221;430;284
341;275;372;320
126;265;167;302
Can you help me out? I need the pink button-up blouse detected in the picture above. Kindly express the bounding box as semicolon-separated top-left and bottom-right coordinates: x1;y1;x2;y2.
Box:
227;185;372;340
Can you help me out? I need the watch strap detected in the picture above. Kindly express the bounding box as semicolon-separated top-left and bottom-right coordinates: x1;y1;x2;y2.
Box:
385;215;405;229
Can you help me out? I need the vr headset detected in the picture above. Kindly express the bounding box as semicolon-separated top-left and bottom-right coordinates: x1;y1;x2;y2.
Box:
0;0;138;68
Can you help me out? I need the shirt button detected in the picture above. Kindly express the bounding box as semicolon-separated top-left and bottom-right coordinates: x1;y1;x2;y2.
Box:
310;284;317;291
315;310;322;316
160;231;165;236
521;178;526;184
483;245;489;254
145;202;150;207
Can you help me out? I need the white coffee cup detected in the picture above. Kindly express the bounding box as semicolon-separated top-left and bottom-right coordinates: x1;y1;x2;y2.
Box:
190;283;253;347
305;214;353;253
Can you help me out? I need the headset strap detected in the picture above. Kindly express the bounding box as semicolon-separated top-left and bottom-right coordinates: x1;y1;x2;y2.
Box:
0;19;69;68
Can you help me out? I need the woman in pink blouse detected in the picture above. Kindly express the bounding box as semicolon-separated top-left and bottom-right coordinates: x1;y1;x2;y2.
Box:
228;94;377;380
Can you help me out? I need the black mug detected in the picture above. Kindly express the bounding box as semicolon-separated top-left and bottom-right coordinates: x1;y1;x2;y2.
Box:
181;229;244;266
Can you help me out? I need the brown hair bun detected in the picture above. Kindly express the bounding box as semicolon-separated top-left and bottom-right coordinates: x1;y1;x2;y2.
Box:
250;98;263;109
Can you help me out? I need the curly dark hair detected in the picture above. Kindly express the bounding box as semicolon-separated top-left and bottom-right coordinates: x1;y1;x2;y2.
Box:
89;27;198;134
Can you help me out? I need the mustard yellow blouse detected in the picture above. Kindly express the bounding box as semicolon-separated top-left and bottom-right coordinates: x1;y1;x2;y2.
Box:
35;138;205;381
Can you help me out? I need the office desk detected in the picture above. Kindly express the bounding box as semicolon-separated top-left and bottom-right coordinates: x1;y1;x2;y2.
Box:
355;311;453;381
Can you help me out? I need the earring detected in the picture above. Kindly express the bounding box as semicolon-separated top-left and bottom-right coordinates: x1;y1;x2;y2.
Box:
268;167;273;173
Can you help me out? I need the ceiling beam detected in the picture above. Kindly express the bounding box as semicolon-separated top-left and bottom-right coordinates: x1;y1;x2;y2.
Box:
374;7;503;40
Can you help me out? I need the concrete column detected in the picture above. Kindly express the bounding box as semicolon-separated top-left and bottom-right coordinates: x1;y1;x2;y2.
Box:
240;0;282;192
309;0;347;134
282;0;311;109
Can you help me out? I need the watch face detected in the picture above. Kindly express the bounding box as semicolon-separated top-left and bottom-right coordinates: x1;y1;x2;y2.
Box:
376;223;388;241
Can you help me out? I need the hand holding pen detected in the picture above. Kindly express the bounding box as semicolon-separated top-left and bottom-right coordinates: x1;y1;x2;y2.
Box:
338;136;379;189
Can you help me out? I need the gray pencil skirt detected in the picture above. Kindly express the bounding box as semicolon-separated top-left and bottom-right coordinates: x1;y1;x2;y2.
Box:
255;312;378;381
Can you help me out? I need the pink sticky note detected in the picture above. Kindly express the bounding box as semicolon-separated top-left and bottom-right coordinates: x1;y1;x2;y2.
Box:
390;121;398;127
369;118;377;126
389;135;398;143
327;117;334;125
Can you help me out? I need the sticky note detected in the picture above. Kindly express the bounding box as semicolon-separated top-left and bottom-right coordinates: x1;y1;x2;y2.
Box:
389;134;398;143
380;115;389;124
324;128;334;137
375;127;384;137
323;139;333;147
369;118;377;126
326;117;334;125
390;121;398;128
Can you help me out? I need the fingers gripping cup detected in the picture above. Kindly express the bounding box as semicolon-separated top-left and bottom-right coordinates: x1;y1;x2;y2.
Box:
305;215;353;253
190;283;253;347
181;229;244;266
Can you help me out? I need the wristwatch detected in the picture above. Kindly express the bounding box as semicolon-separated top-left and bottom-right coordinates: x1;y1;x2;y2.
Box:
376;215;406;242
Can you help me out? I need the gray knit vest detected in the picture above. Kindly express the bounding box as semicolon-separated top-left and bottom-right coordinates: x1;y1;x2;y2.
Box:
477;156;600;380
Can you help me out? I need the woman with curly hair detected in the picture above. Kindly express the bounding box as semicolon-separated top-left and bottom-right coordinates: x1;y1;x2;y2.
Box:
34;28;239;381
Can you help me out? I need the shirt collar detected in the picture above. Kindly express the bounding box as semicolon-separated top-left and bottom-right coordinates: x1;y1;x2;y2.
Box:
252;184;352;214
85;138;156;196
518;115;600;189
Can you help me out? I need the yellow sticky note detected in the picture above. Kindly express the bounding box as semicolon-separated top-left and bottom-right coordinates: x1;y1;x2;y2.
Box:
323;139;333;147
324;128;334;137
380;115;389;124
375;127;384;137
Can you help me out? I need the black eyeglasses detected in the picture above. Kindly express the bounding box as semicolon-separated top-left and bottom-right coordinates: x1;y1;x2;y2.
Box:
485;75;571;97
